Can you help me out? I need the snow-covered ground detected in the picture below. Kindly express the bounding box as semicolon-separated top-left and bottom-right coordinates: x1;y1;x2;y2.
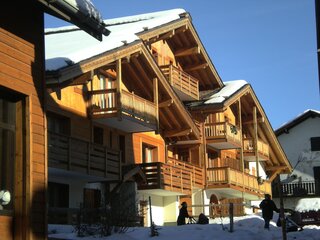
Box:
48;213;320;240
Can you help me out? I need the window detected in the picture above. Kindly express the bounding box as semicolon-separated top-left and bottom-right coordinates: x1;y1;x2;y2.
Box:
311;137;320;151
47;112;70;135
48;182;69;208
93;126;104;145
142;143;157;163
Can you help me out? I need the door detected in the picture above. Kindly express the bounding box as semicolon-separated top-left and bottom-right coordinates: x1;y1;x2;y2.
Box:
314;166;320;195
0;90;25;240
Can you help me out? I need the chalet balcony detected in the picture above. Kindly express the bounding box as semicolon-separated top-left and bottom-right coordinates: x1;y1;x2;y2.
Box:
136;158;204;196
48;131;121;181
243;138;270;161
272;181;320;198
160;64;199;101
89;89;158;132
206;167;271;198
205;122;242;149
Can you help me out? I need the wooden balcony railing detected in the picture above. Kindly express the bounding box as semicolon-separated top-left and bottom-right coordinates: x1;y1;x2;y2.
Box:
89;89;157;125
137;158;204;195
48;131;121;180
160;64;199;100
272;181;320;197
206;167;271;196
243;138;270;159
205;122;241;145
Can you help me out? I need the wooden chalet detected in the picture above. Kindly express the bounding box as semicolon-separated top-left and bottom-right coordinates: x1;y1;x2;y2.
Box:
1;0;108;239
43;9;292;226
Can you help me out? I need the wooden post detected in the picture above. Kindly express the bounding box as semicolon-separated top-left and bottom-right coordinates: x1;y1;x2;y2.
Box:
153;78;159;132
278;180;287;240
149;196;153;227
105;147;108;177
116;58;122;120
239;99;246;211
68;137;72;170
229;202;234;232
87;142;91;174
253;106;260;180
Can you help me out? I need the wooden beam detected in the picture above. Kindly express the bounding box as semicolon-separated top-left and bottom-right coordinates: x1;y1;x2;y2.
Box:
175;46;200;57
71;71;93;85
116;58;122;120
173;139;202;145
242;117;265;125
184;62;208;72
265;165;288;171
159;99;173;108
164;128;192;138
98;68;117;79
153;77;159;133
268;169;282;182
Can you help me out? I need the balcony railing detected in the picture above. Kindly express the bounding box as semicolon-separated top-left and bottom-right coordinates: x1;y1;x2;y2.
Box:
206;167;271;196
137;158;204;195
89;89;157;125
48;131;121;180
205;122;241;149
243;138;269;160
272;181;320;197
160;64;199;101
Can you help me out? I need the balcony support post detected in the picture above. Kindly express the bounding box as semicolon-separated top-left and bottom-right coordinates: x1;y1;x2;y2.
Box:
253;106;260;179
153;78;159;133
68;138;72;170
116;58;122;120
87;142;91;174
105;147;108;177
238;99;246;202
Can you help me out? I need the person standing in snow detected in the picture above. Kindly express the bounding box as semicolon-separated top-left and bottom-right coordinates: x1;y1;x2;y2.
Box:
177;202;190;225
259;194;279;229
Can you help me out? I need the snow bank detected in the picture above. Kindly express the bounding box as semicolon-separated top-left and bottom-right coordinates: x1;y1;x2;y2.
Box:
295;198;320;212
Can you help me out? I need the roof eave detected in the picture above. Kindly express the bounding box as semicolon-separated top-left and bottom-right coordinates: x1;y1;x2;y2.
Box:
38;0;110;41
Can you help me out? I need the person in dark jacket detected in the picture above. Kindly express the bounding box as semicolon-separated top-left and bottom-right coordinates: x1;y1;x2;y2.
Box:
177;202;190;225
259;194;279;229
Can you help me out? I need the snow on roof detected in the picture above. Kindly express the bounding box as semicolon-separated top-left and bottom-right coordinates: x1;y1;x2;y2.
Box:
204;80;248;104
295;198;320;212
45;9;186;71
67;0;103;23
275;109;320;134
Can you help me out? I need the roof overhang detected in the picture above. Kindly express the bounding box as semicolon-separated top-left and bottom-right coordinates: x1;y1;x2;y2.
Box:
46;41;201;142
137;14;224;91
37;0;110;41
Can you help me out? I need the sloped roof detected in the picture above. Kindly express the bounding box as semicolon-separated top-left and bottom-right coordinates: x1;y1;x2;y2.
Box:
275;109;320;136
45;9;186;71
186;80;248;109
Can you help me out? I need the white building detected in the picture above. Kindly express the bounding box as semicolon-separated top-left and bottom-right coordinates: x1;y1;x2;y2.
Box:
273;109;320;211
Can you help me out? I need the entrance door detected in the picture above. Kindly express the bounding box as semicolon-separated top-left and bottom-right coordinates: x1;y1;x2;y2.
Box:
0;89;25;240
314;167;320;195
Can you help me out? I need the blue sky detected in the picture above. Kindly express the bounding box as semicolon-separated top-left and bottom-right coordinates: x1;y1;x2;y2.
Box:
45;0;319;129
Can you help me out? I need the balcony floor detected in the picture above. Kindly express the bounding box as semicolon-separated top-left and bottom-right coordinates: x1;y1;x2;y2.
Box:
205;184;264;200
94;114;157;133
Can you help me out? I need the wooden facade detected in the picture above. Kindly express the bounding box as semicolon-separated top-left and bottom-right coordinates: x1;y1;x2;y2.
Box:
42;8;292;225
1;2;46;239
